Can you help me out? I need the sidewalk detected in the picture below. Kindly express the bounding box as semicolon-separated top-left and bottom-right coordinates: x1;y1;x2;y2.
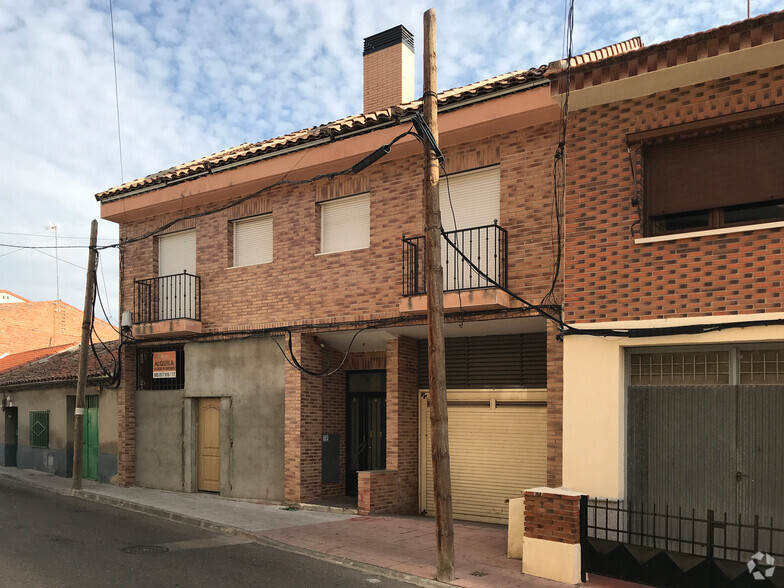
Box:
0;466;571;588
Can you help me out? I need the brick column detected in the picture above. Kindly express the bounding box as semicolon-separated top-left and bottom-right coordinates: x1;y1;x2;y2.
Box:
284;333;323;503
116;342;136;486
522;487;583;584
546;321;563;487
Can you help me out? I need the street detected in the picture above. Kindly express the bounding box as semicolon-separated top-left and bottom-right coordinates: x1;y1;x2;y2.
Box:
0;478;417;587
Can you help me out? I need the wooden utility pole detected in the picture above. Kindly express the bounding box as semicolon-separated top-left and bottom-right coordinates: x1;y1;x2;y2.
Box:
72;219;98;490
423;8;455;581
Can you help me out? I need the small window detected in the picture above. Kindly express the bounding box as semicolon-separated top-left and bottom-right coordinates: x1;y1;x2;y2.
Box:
137;347;185;390
320;193;370;254
629;351;730;386
233;214;273;267
29;411;49;448
644;120;784;236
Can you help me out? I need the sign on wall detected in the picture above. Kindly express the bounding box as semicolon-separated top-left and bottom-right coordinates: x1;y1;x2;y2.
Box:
152;351;177;379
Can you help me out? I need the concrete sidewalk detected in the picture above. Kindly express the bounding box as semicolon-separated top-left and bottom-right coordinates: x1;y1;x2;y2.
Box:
0;467;571;588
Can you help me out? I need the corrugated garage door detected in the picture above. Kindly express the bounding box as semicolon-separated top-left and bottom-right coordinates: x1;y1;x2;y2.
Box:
419;390;547;525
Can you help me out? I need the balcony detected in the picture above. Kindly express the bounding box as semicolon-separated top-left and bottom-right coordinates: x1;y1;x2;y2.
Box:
400;222;520;314
132;272;202;339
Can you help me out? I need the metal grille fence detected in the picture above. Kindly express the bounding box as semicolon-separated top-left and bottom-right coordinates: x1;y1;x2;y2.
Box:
134;272;201;323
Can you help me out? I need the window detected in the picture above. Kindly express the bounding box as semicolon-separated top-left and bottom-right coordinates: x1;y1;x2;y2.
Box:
438;166;500;231
137;347;185;390
29;411;49;448
643;120;784;236
233;214;272;267
320;193;370;254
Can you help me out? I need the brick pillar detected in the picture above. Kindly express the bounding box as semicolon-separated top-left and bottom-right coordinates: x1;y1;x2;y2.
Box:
284;333;323;503
522;488;583;584
384;335;419;514
546;321;563;487
116;342;136;486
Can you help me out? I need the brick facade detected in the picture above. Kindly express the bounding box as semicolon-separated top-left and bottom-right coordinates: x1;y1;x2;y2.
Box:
524;490;581;544
546;321;563;487
116;343;136;486
564;64;784;324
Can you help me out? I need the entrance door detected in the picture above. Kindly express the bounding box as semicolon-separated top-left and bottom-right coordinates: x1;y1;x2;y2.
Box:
4;407;17;467
82;395;99;480
346;372;386;496
197;398;221;492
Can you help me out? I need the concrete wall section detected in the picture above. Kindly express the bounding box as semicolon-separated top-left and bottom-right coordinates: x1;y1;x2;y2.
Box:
185;338;285;500
562;318;784;499
135;389;184;491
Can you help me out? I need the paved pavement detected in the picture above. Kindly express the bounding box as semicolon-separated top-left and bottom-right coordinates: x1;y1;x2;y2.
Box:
0;467;572;587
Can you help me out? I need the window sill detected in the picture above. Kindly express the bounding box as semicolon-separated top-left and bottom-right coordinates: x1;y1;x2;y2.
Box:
316;246;369;256
635;220;784;244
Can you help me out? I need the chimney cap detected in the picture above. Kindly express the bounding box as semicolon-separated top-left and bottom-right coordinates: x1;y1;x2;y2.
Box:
363;25;414;56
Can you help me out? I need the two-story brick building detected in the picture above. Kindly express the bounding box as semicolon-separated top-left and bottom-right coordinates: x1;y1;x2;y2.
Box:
548;10;784;583
97;25;627;524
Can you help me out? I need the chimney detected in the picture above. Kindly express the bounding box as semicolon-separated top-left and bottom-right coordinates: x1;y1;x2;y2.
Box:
363;25;414;113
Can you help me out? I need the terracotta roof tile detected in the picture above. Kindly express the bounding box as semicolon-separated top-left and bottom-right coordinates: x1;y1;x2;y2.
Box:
0;340;120;388
0;344;75;374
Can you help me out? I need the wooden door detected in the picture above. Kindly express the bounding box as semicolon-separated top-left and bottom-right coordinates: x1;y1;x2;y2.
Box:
197;398;221;492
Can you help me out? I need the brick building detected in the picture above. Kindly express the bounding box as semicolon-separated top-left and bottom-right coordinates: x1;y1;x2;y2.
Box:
95;25;636;523
543;10;784;584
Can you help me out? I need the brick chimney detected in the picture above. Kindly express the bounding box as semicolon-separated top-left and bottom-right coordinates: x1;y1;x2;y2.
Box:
363;25;414;113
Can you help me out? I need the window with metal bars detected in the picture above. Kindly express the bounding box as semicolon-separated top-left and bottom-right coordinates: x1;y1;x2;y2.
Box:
29;411;49;448
136;347;185;390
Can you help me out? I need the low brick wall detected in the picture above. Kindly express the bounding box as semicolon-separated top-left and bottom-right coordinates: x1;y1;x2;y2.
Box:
357;469;401;515
524;489;581;544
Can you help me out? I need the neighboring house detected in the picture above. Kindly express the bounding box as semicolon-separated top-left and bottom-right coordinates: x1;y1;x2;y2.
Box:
96;26;641;523
0;343;75;373
0;340;120;483
0;290;29;304
0;291;118;356
549;10;784;583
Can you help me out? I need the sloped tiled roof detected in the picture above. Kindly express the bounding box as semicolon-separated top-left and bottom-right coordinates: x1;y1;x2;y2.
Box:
0;340;120;388
0;343;75;374
0;299;119;356
95;64;553;201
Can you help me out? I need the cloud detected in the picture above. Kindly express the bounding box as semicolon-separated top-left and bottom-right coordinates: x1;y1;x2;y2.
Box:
1;0;780;313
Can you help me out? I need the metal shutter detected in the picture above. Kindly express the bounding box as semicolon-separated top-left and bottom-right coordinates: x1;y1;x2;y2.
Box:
159;230;196;276
321;193;370;254
420;392;548;524
439;166;500;231
233;214;273;267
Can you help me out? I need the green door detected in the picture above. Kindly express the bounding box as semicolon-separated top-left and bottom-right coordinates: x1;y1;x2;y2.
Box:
82;395;99;480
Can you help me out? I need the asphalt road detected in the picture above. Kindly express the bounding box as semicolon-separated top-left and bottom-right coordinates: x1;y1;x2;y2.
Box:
0;478;418;588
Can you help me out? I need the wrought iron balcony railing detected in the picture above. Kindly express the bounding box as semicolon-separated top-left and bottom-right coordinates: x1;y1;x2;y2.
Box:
134;271;201;323
402;222;508;297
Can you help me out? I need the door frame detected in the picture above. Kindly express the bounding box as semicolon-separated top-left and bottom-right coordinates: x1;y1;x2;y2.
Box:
345;370;386;496
4;406;17;467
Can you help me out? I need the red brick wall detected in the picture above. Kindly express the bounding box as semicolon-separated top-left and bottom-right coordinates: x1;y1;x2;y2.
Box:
117;342;136;486
524;490;582;544
321;348;346;498
564;64;784;324
357;469;400;515
546;322;563;487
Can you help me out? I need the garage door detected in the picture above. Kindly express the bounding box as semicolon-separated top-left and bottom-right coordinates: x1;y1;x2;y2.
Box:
419;390;547;525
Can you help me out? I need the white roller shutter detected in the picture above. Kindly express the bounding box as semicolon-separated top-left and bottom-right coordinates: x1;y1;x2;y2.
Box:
419;391;548;524
233;214;273;267
320;193;370;254
439;166;500;231
159;230;196;276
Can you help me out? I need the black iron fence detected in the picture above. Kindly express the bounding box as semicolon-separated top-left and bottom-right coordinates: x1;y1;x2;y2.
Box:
583;498;784;587
134;272;201;323
402;222;507;296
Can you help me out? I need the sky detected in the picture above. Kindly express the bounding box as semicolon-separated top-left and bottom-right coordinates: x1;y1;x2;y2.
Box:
0;0;778;323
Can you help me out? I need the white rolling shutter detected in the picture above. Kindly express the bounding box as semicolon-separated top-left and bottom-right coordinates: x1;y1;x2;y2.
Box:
233;214;273;267
321;193;370;254
419;392;548;525
159;230;196;277
439;166;500;231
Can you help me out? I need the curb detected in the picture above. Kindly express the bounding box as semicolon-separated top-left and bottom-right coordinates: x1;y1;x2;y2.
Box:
1;471;446;588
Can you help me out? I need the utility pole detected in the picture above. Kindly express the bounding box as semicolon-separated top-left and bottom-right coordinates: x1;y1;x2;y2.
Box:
422;8;455;581
72;219;98;490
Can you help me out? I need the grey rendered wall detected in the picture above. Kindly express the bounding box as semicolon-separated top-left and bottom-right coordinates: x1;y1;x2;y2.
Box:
185;338;284;500
135;389;184;491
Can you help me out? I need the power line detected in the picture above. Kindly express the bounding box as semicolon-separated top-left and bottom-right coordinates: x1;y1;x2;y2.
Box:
109;0;125;183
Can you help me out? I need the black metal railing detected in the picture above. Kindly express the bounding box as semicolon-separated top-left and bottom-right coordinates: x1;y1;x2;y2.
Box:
585;498;784;564
402;222;508;296
134;271;201;323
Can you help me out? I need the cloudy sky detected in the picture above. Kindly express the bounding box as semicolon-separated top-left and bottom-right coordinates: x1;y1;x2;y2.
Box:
0;0;777;322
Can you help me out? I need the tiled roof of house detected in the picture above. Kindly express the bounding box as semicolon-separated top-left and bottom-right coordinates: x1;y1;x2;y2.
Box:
0;290;30;303
0;343;75;374
0;339;120;388
0;299;119;356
